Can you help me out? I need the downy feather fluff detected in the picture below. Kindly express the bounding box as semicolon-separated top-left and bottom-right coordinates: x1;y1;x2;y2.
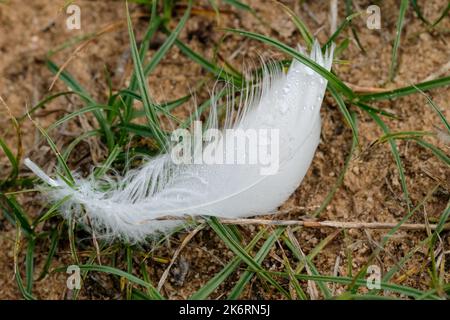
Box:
25;41;334;242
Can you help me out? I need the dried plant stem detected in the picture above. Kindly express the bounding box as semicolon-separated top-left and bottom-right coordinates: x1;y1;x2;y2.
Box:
156;224;204;291
155;216;448;231
221;219;448;231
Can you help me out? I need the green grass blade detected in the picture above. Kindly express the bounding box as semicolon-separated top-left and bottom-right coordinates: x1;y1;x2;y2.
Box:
379;187;438;284
25;237;35;294
123;3;161;121
292;231;340;275
1;195;33;236
313;124;357;217
370;113;411;211
358;76;450;102
140;263;162;299
62;130;99;161
67;217;80;265
15;267;35;300
47;104;114;132
131;288;152;300
415;88;450;134
207;217;290;298
18;91;76;121
140;1;160;63
339;294;400;300
46;60;92;99
382;237;430;283
143;0;192;76
283;234;332;299
223;0;254;12
228;228;284;299
227;28;355;98
329;86;359;145
434;201;450;236
334;38;350;58
431;3;450;27
376;134;450;166
284;258;308;300
277;2;313;48
344;0;366;53
413;139;450;166
128;93;191;118
33;121;75;185
412;1;450;27
118;123;159;138
378;131;433;143
117;91;184;123
171;36;243;85
269;272;440;299
347;157;437;293
410;0;430;25
94;144;121;178
126;2;166;149
323;12;361;50
46;61;115;150
77;264;164;300
125;246;133;299
34;195;72;225
354;102;398;119
389;0;409;81
37;227;60;280
0;137;19;181
189;228;266;300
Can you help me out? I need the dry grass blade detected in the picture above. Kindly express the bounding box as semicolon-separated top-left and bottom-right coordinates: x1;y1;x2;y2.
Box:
286;228;319;299
157;224;205;291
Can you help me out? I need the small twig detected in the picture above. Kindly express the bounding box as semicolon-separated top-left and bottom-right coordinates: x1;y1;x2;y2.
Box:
149;216;448;231
220;219;447;231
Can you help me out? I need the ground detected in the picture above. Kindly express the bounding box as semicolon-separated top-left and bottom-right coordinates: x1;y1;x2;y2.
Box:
0;0;449;299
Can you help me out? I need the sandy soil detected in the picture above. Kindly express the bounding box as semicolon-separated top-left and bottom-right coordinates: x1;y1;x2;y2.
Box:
0;0;449;299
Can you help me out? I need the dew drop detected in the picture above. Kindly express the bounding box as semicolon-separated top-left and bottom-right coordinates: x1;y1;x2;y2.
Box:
280;104;289;114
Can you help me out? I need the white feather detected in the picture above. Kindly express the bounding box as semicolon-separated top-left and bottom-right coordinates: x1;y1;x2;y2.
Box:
25;41;334;242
